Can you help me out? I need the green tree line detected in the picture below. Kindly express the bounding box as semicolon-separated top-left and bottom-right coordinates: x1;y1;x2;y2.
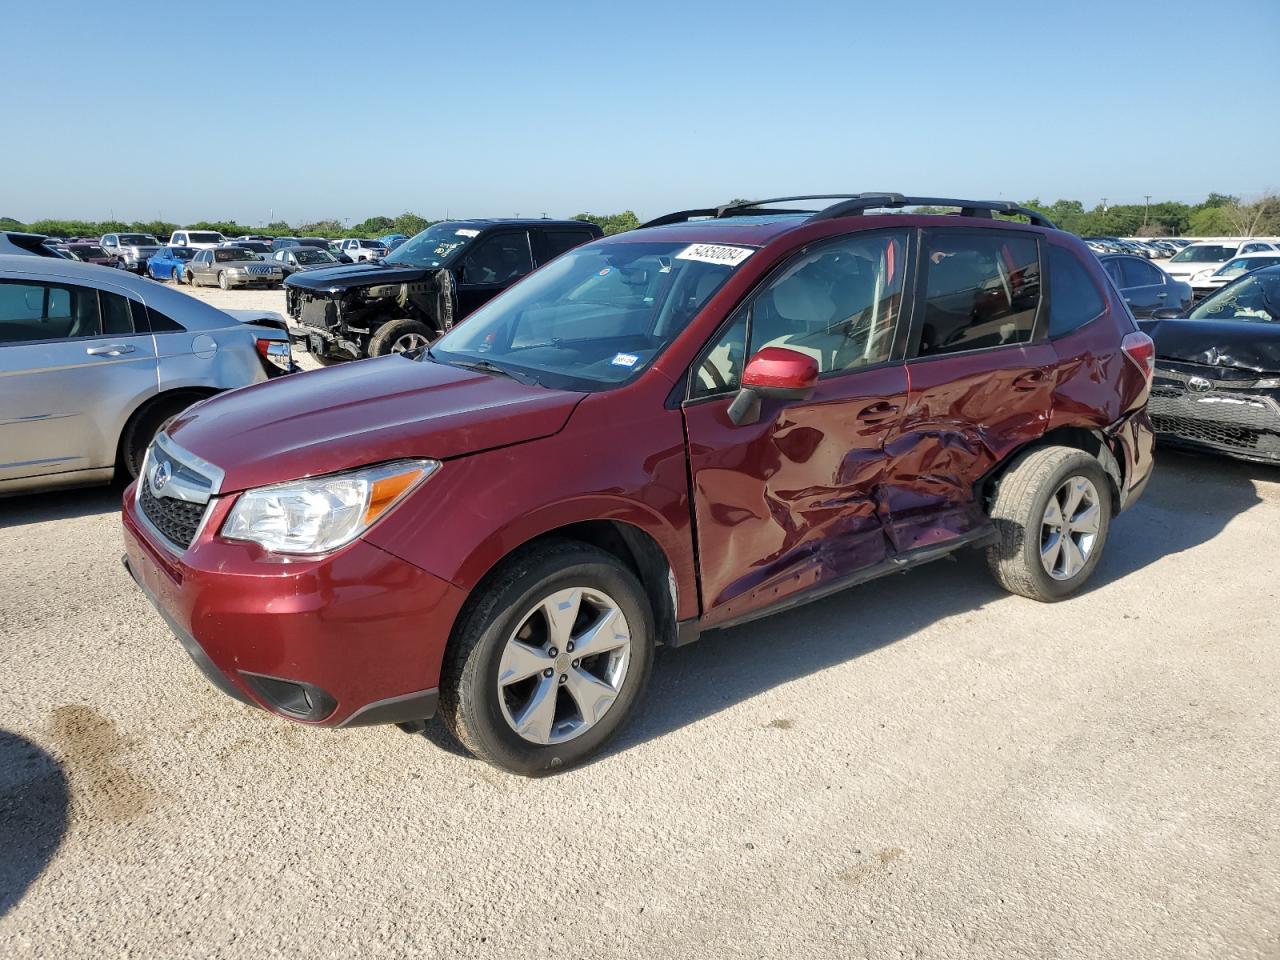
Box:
3;195;1276;241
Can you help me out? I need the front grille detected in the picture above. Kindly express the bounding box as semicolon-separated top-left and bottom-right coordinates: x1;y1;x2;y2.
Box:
1148;374;1280;457
247;264;278;276
139;482;206;549
1150;413;1262;451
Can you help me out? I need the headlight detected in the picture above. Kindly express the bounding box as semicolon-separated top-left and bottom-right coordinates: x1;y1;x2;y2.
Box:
222;459;438;554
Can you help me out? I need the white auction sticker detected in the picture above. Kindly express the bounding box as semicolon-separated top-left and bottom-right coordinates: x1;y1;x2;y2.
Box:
455;228;480;237
674;243;754;266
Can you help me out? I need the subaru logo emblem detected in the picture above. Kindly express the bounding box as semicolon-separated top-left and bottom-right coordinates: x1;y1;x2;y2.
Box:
1188;377;1212;394
152;460;172;492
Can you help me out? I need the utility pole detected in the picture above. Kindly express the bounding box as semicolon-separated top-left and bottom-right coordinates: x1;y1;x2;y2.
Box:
1143;195;1151;230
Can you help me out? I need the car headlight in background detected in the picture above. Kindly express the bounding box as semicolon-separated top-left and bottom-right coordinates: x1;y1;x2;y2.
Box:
222;459;438;554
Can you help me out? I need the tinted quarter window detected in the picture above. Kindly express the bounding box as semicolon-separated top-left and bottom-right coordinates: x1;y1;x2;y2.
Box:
0;280;103;343
917;232;1040;356
1102;259;1125;287
1047;244;1106;338
462;233;533;284
540;230;596;264
749;230;909;375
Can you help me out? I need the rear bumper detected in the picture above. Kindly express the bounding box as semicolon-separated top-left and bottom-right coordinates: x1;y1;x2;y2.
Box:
1111;407;1157;511
122;483;464;727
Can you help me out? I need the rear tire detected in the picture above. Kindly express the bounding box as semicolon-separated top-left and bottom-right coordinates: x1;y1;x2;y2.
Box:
985;446;1113;602
120;395;205;479
439;541;655;775
368;317;434;357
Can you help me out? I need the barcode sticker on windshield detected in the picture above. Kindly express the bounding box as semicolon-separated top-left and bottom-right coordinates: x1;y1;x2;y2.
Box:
455;229;480;237
675;243;754;266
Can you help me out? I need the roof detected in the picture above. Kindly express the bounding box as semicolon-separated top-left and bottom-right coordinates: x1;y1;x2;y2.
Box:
448;218;597;229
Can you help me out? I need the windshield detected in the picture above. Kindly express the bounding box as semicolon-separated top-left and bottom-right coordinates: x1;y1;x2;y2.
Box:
1189;271;1280;323
295;249;334;264
215;248;253;262
188;232;224;243
385;222;480;267
1217;256;1280;277
72;245;106;258
1171;244;1235;263
173;247;197;260
237;241;271;253
431;239;752;390
119;234;158;245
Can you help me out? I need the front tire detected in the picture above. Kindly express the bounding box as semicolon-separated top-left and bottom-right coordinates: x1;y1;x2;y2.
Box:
120;395;203;479
218;271;230;290
173;266;184;284
368;317;434;357
985;446;1113;602
439;541;655;775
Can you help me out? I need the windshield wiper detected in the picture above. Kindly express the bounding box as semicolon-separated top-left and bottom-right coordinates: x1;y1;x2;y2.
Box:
447;356;538;386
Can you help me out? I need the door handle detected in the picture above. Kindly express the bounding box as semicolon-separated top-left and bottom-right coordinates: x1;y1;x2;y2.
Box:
86;344;136;356
1012;370;1047;391
1156;292;1168;299
856;401;899;424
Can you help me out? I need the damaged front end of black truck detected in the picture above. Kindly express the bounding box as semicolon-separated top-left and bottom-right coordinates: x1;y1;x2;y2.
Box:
1141;265;1280;464
284;219;602;361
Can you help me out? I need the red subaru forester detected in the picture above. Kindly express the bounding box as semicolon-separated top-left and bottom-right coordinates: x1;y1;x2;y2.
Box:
123;195;1155;774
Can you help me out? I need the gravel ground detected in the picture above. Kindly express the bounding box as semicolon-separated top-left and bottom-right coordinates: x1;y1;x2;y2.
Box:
0;290;1278;958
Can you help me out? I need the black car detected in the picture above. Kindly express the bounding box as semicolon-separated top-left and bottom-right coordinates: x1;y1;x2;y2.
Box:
1099;254;1192;319
284;219;604;361
1140;265;1280;464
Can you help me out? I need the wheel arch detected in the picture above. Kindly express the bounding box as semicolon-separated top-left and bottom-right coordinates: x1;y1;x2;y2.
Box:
115;386;220;470
449;515;688;653
980;425;1124;512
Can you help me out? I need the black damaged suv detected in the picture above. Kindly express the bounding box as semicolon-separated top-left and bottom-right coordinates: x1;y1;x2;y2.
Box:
284;218;602;361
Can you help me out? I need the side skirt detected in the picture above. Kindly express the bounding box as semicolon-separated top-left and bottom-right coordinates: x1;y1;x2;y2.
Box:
673;524;996;643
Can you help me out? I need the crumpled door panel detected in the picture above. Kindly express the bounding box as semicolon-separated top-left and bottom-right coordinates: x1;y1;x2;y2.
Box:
684;366;908;627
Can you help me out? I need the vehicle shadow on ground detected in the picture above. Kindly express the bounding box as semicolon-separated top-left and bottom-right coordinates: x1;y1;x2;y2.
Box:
0;731;69;916
0;483;123;530
608;448;1270;760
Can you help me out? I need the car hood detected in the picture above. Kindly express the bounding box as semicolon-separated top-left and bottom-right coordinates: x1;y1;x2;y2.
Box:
1140;318;1280;375
166;355;585;493
284;261;430;292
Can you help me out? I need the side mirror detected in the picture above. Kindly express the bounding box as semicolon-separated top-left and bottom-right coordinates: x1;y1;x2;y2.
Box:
727;347;819;426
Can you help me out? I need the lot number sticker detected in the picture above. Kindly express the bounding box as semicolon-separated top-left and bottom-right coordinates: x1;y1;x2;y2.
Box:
675;243;754;266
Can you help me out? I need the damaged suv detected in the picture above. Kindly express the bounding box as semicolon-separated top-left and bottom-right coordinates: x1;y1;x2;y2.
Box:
284;219;602;361
123;194;1155;775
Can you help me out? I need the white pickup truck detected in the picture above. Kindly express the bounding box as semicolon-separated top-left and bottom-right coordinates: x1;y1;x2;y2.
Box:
169;229;227;250
339;238;389;262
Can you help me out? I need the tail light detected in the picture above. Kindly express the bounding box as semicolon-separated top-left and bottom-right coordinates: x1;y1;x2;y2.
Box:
255;337;293;374
1121;331;1155;390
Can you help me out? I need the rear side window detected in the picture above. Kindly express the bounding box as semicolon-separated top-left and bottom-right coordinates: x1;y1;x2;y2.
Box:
539;230;597;264
0;280;125;343
1120;258;1161;287
1048;245;1106;338
916;232;1040;356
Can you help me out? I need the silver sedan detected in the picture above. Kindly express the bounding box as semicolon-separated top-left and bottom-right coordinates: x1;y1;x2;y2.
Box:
0;255;294;496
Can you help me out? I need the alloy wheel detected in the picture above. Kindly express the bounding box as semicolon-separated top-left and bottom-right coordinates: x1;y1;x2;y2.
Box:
497;587;632;745
1040;476;1101;581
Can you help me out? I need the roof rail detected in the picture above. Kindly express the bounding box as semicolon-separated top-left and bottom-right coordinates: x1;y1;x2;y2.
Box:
640;193;1058;230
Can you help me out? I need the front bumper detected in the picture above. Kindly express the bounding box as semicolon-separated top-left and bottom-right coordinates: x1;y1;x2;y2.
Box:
1149;364;1280;463
225;272;283;288
122;482;465;727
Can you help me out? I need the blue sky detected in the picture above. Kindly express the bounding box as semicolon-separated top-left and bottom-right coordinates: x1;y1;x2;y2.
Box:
4;0;1278;224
